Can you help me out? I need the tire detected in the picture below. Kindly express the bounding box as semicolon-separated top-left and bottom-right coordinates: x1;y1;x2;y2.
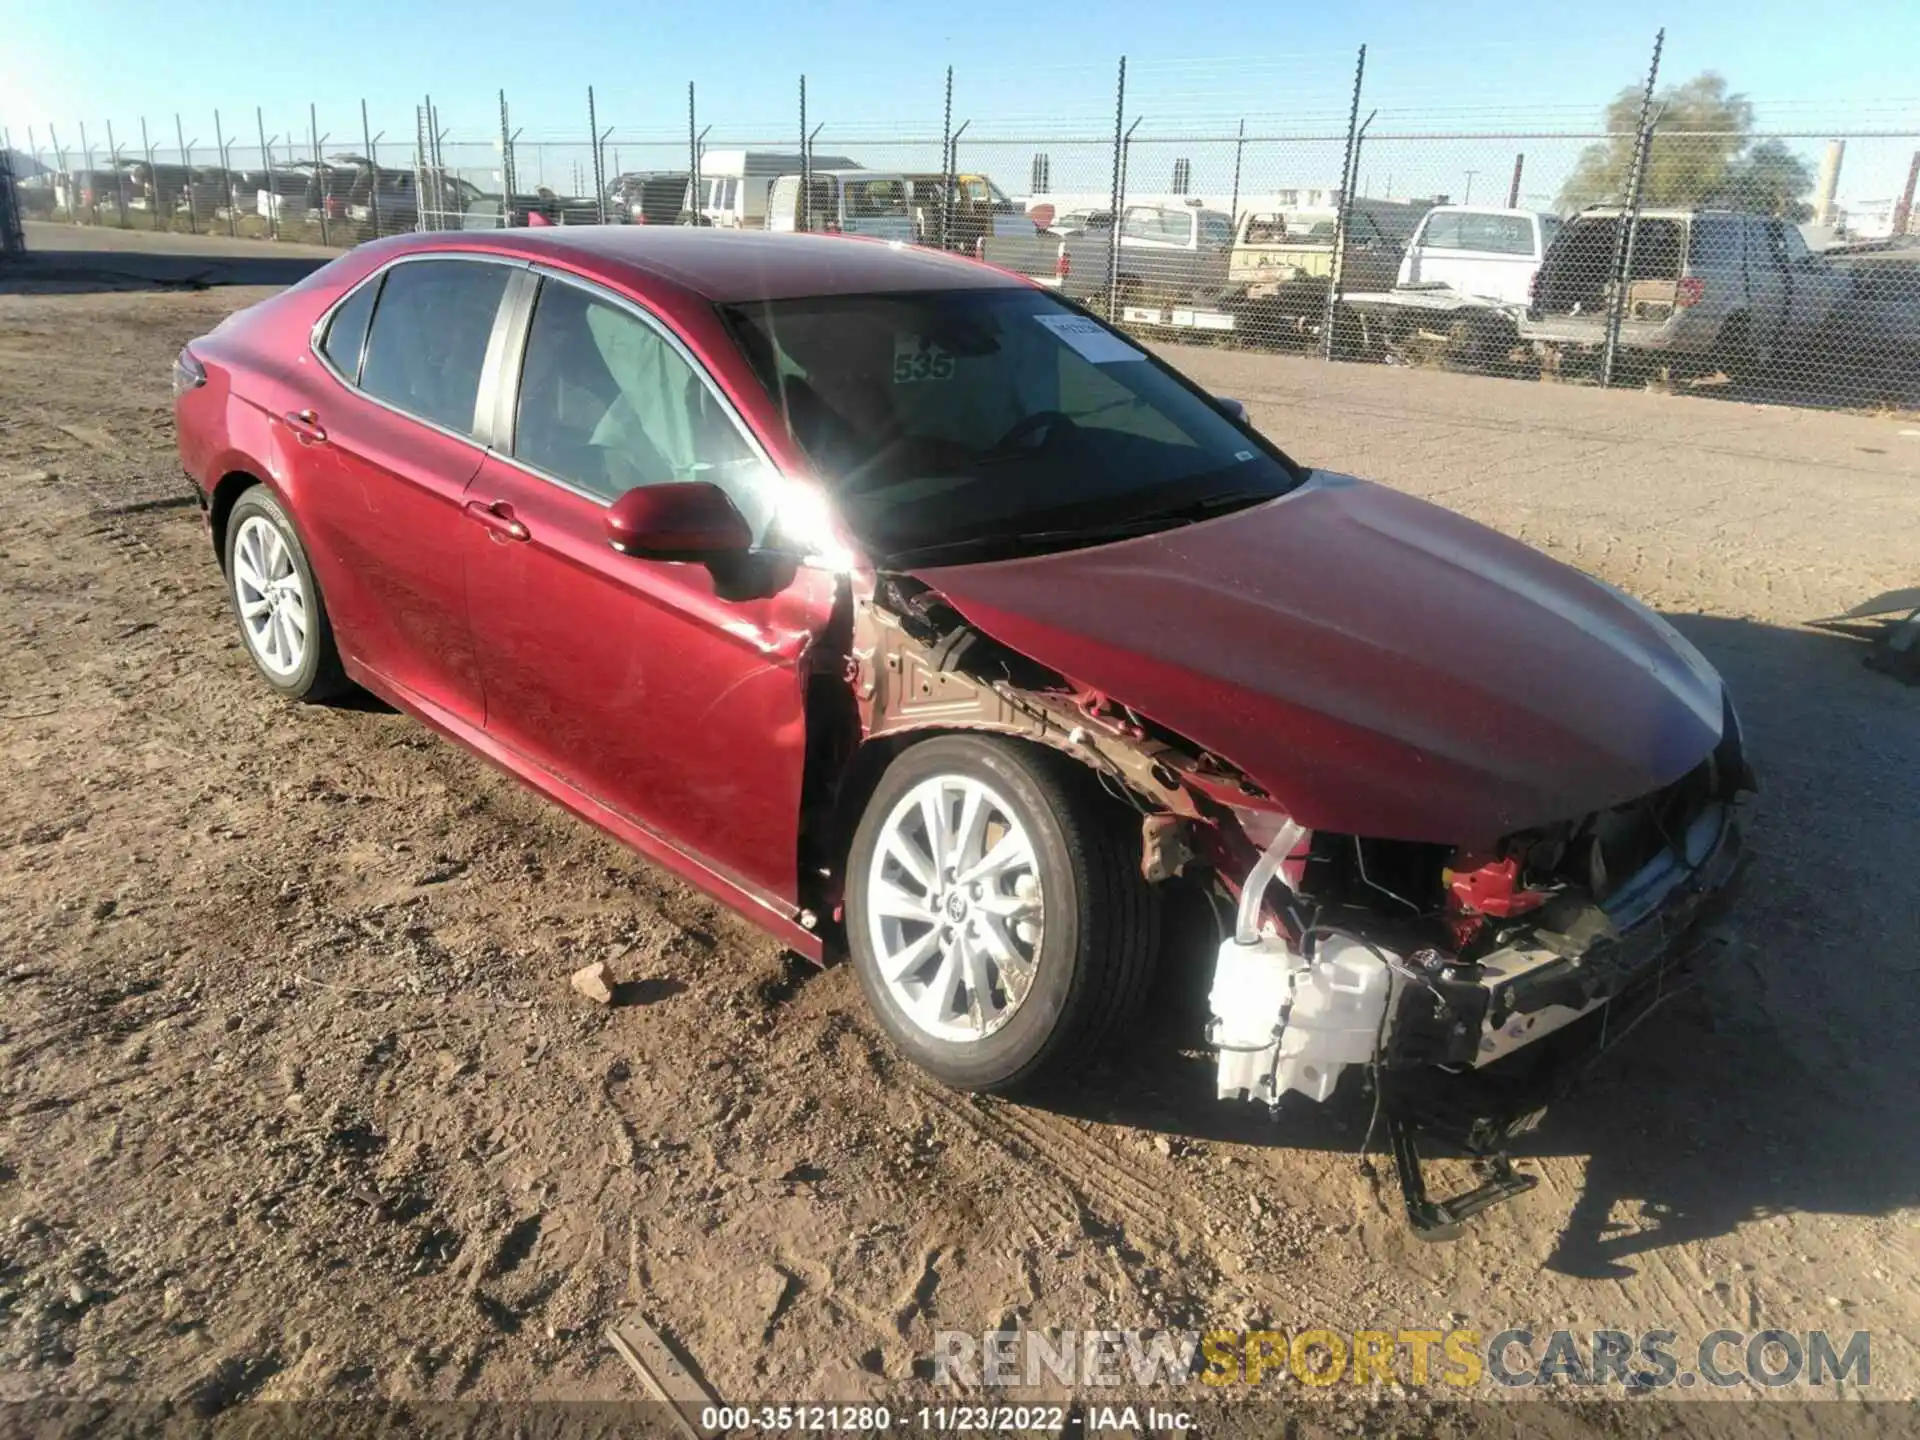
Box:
222;485;350;703
1711;313;1757;384
845;736;1160;1095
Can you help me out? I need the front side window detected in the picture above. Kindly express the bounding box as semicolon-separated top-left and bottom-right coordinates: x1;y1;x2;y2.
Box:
721;288;1300;563
1198;213;1234;248
514;278;769;527
358;259;511;435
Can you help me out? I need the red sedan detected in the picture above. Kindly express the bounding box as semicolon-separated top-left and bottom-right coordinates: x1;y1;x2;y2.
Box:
175;227;1748;1235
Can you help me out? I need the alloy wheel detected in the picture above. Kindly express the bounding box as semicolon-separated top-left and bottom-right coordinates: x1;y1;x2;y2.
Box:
864;773;1046;1043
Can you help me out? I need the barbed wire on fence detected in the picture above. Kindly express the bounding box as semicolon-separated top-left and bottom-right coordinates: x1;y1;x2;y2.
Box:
5;38;1917;413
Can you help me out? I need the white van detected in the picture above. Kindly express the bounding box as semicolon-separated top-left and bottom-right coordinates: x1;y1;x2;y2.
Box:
1397;206;1562;306
689;150;858;229
765;170;915;242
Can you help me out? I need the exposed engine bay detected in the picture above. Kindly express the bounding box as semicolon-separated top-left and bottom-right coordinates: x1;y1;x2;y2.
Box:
848;572;1752;1237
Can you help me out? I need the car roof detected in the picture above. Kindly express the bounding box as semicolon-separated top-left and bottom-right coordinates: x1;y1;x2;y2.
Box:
436;226;1029;304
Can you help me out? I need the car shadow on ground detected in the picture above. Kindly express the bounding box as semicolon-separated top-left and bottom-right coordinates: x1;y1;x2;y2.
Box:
0;249;329;294
1037;609;1920;1272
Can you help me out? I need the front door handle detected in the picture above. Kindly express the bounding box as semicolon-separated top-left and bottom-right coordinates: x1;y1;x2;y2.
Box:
463;499;530;542
283;409;327;445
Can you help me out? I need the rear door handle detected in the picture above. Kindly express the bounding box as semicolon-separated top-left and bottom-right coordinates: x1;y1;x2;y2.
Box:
463;499;530;542
283;409;327;445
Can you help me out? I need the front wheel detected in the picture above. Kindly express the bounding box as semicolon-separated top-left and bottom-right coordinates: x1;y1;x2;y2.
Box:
845;736;1160;1094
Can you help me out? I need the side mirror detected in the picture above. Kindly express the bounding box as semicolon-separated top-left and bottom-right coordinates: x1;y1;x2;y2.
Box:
1214;396;1248;423
605;482;752;562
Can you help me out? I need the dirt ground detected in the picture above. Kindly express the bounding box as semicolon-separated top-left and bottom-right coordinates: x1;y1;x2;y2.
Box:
2;235;1919;1429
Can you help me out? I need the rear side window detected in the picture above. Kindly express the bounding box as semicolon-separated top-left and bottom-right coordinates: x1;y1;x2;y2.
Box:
319;275;381;382
359;259;511;435
1689;216;1745;266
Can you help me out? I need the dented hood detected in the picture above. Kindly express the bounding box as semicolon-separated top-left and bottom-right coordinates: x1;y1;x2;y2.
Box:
909;472;1725;843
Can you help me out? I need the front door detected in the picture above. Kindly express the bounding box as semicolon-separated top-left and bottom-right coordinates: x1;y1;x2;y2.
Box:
294;255;517;722
461;271;836;906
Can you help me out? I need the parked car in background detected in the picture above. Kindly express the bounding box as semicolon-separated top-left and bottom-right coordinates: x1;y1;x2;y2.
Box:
461;192;604;229
58;169;127;219
688;150;858;229
1396;206;1561;305
1521;207;1851;380
120;161;197;216
608;171;688;225
765;170;915;240
1333;207;1561;372
173;226;1750;1238
979;202;1234;307
899;172;1027;252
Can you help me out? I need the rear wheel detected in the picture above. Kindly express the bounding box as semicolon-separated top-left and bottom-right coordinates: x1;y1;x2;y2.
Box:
223;486;349;703
845;736;1160;1094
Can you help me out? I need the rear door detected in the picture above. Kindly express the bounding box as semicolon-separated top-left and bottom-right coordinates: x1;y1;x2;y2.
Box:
460;269;836;906
1747;217;1790;355
297;254;517;722
1407;211;1541;303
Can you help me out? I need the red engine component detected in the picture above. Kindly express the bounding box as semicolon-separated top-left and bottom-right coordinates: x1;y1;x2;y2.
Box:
1442;851;1552;949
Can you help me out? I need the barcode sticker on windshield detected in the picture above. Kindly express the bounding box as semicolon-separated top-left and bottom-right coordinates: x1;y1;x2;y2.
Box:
1034;314;1144;364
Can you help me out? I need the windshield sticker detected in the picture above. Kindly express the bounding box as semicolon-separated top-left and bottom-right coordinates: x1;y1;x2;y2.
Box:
892;335;956;383
1034;313;1144;364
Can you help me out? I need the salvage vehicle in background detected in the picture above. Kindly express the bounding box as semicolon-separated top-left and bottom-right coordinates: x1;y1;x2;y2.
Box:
608;171;690;225
978;201;1234;309
765;170;917;241
1521;207;1851;382
689;150;859;229
1340;206;1560;371
173;227;1750;1237
899;172;1030;253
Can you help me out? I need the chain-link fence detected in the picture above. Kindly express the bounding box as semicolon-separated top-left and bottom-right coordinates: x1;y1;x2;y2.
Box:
8;37;1919;410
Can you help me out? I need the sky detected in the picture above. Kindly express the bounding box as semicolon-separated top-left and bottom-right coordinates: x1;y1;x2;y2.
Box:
4;0;1918;207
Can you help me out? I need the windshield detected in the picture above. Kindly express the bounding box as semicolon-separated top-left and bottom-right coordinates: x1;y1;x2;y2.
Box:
720;287;1301;562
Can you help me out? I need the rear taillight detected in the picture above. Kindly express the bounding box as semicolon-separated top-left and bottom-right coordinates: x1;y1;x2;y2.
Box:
1055;248;1070;279
1528;270;1541;303
1675;275;1706;308
172;348;206;399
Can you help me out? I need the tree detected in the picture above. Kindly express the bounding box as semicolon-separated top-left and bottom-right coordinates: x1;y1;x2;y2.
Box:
1556;72;1810;215
1714;139;1816;221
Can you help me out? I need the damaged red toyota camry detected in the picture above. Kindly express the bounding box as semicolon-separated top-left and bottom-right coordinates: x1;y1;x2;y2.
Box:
175;228;1750;1235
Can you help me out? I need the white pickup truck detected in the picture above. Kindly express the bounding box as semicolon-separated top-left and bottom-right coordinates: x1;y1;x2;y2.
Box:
1340;206;1560;368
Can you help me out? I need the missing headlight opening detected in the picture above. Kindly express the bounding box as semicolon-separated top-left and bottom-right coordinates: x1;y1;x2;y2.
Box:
1204;750;1750;1239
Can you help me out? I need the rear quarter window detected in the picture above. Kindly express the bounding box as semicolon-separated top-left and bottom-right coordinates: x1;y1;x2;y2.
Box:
319;274;382;383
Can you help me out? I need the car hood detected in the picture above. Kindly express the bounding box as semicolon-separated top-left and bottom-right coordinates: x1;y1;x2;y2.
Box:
908;472;1725;843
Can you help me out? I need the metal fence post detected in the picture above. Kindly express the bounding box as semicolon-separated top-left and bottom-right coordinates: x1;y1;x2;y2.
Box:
175;115;196;234
1228;118;1245;224
79;122;97;224
940;65;954;252
799;74;809;232
257;108;277;240
214;111;234;236
1893;150;1920;238
1602;28;1664;389
1105;55;1127;316
361;99;379;238
311;104;331;245
497;90;513;226
140;118;158;229
1322;44;1367;362
588;87;606;224
106;120;127;226
1507;151;1525;209
687;83;699;225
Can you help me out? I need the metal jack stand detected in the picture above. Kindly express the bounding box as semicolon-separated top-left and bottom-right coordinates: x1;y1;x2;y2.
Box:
1386;1114;1538;1241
